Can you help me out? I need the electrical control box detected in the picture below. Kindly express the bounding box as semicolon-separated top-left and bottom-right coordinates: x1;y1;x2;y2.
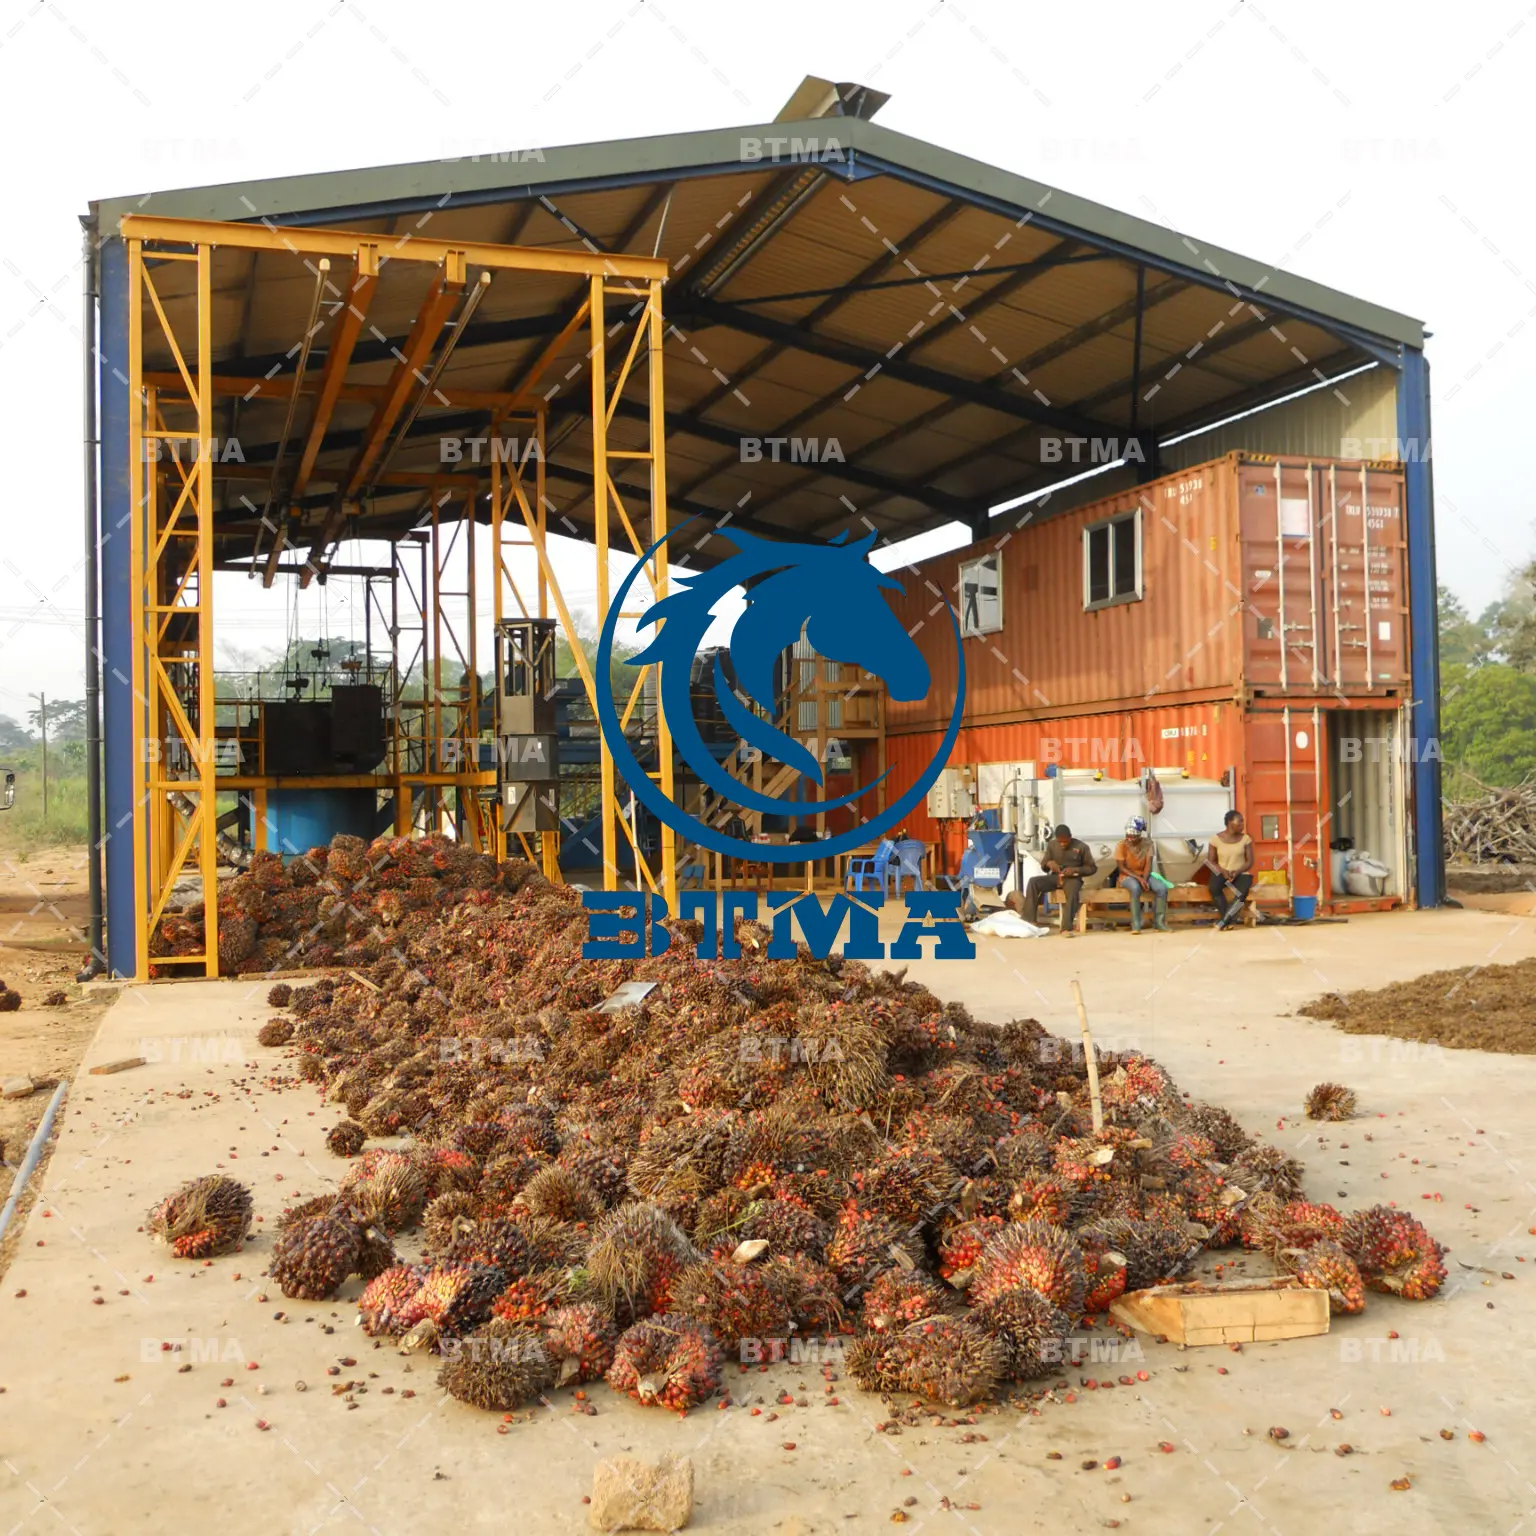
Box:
925;766;976;821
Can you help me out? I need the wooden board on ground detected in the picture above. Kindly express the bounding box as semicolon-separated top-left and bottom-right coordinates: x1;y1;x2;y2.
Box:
1111;1277;1329;1345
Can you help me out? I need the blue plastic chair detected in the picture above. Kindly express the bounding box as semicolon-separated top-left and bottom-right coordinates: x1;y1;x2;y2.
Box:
846;839;896;893
889;839;928;897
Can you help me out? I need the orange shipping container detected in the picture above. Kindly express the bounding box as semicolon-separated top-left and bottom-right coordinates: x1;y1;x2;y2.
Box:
884;452;1410;733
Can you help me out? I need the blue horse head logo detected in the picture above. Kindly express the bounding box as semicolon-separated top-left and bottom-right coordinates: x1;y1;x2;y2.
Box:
595;522;965;865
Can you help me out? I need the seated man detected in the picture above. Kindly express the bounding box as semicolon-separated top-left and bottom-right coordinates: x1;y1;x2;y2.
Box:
1116;816;1168;933
1021;824;1096;934
1204;809;1255;929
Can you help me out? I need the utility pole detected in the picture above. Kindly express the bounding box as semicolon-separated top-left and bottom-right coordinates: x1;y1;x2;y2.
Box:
31;693;47;820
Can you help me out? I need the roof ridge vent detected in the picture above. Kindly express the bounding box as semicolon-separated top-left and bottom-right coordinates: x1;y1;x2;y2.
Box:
774;75;889;122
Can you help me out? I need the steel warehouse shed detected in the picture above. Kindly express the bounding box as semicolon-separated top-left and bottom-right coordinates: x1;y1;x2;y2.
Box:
81;78;1441;975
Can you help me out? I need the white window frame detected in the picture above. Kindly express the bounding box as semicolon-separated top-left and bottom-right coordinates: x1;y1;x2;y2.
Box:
1082;508;1143;610
958;551;1004;638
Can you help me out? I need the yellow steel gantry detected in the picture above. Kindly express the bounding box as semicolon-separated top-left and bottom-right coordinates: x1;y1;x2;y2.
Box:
123;214;676;978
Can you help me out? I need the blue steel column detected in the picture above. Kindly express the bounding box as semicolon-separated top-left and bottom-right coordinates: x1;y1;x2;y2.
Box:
1397;345;1443;908
98;236;138;975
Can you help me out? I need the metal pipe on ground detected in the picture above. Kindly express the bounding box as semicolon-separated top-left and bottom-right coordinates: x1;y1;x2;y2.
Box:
0;1080;70;1245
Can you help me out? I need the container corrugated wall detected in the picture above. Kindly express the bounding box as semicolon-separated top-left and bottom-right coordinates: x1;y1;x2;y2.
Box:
884;452;1409;735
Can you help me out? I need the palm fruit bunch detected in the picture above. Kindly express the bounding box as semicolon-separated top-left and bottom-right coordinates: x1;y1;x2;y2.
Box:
148;1175;252;1259
477;1151;543;1211
1178;1168;1247;1247
1008;1174;1073;1227
422;1191;480;1253
1081;1217;1197;1291
358;1265;428;1336
438;1217;533;1275
513;1166;601;1225
862;1270;954;1332
853;1148;954;1225
542;1303;619;1385
1099;1055;1170;1116
936;1215;1006;1283
1286;1240;1367;1315
1230;1144;1304;1201
1078;1234;1129;1314
556;1142;629;1207
419;1147;482;1198
1245;1197;1345;1255
1180;1101;1254;1161
971;1287;1073;1379
1339;1206;1448;1300
606;1314;724;1412
847;1318;1005;1407
342;1150;429;1232
326;1121;367;1158
894;1317;1007;1408
970;1221;1088;1319
412;1263;508;1336
270;1213;369;1300
266;983;293;1007
438;1319;556;1411
761;1254;844;1333
669;1260;792;1349
1304;1082;1358;1122
258;1018;294;1047
587;1203;698;1324
738;1195;827;1260
825;1199;921;1288
490;1273;563;1325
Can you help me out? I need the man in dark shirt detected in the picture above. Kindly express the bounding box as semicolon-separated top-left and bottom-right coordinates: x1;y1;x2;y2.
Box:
1020;823;1097;933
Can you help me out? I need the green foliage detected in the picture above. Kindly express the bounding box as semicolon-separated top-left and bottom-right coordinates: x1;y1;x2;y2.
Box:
0;742;90;851
1438;586;1493;670
1441;663;1536;788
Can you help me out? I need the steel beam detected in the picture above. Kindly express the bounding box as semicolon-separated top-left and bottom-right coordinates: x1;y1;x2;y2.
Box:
119;214;670;281
676;293;1116;439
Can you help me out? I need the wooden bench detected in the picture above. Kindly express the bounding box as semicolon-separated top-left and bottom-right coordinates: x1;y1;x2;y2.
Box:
1075;880;1292;933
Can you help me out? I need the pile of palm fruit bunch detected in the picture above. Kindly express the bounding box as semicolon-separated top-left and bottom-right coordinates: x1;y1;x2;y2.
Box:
147;833;509;975
247;835;1446;1415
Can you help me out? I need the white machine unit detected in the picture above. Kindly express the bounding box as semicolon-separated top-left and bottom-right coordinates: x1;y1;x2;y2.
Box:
926;765;976;821
1009;771;1235;886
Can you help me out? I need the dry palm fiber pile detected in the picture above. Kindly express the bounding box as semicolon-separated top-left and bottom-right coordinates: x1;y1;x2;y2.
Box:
147;834;507;976
1300;957;1536;1054
249;835;1446;1414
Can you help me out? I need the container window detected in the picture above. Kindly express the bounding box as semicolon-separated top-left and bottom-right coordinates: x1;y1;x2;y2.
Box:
1083;511;1142;610
959;551;1003;637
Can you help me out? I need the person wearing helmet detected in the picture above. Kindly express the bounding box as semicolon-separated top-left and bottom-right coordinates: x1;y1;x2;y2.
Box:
1116;816;1168;933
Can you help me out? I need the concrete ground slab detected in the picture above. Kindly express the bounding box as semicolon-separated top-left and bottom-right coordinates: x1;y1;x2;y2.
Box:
2;908;1535;1534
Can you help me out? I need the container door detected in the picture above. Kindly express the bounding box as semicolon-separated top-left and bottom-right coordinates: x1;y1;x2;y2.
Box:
1244;709;1322;898
1321;464;1408;692
1238;462;1325;693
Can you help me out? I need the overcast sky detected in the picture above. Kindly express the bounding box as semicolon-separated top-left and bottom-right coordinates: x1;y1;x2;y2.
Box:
1;0;1532;720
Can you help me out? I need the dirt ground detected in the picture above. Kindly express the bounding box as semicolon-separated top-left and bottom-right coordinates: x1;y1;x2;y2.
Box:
3;904;1536;1534
0;845;114;1276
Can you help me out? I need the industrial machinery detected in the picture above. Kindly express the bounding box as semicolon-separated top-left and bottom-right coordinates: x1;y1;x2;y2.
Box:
496;618;560;835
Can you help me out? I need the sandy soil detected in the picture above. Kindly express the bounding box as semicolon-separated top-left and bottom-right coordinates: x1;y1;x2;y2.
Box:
3;907;1536;1534
0;846;114;1276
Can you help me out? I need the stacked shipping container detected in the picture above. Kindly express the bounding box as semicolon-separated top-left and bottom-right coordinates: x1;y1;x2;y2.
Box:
879;452;1414;908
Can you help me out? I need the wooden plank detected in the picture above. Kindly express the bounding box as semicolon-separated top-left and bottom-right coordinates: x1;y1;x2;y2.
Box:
1111;1278;1328;1346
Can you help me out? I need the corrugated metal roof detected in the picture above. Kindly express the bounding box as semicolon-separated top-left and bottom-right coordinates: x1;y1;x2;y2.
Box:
102;112;1425;569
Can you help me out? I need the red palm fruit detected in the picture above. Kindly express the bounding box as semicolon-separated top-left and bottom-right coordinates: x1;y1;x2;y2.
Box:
1008;1174;1073;1227
542;1303;618;1385
970;1221;1088;1319
825;1200;922;1287
862;1271;954;1332
1289;1241;1367;1315
607;1314;723;1412
1339;1206;1447;1300
937;1215;1006;1282
358;1265;426;1336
